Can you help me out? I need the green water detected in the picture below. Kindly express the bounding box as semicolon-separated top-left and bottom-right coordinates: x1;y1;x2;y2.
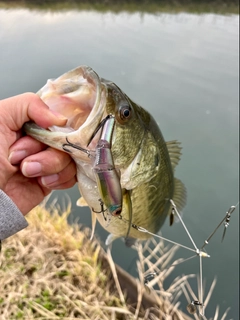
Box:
0;5;238;319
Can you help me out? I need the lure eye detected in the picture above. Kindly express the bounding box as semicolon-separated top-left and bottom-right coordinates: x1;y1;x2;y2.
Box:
119;104;132;121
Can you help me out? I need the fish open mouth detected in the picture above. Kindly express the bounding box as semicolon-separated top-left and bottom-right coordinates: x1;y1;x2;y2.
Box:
24;66;107;152
38;66;105;132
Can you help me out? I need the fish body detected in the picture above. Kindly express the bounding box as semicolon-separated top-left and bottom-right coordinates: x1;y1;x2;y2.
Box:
24;66;186;245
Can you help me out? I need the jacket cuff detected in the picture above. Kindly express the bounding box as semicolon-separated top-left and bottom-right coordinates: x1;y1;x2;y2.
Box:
0;190;28;240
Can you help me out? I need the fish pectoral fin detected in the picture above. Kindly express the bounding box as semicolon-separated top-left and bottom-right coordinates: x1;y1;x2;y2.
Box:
121;132;160;189
166;140;182;171
169;178;187;225
105;233;120;246
90;210;97;241
76;196;89;207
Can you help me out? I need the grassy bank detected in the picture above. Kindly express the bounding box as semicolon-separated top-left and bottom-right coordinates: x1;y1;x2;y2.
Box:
0;203;193;320
0;0;239;14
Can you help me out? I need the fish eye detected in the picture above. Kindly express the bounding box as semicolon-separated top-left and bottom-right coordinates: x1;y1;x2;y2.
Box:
119;104;132;121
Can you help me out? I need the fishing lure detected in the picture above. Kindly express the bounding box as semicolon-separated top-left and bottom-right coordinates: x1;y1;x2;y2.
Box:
93;115;122;216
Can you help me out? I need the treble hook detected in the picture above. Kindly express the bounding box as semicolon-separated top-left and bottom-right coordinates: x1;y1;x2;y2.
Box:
62;137;91;156
92;199;108;221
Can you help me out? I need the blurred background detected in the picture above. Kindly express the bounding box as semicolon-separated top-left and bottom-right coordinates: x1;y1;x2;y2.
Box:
0;1;239;318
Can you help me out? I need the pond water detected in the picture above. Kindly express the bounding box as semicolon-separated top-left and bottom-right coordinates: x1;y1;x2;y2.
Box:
0;7;239;319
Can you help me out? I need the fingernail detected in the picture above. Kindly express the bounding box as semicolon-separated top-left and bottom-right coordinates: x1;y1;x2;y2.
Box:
22;162;42;176
50;110;68;121
41;174;59;186
9;150;28;165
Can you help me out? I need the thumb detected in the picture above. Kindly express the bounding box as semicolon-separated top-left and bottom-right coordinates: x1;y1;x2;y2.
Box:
1;92;67;130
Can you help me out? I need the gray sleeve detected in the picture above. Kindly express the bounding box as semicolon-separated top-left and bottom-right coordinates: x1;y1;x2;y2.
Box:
0;189;28;240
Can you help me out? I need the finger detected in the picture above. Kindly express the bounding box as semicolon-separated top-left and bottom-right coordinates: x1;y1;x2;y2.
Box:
21;148;75;177
40;160;77;188
39;175;77;190
1;92;67;130
9;136;47;165
51;177;77;190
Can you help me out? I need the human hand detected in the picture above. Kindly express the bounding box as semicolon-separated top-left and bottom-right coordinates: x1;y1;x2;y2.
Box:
0;93;77;215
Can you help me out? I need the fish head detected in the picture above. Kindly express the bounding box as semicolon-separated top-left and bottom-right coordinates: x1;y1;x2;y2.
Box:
24;66;159;187
102;80;145;161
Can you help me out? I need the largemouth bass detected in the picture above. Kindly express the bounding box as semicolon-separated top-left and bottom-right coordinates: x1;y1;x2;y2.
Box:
24;66;186;246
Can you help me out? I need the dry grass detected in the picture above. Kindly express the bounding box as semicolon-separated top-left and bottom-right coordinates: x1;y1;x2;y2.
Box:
0;201;225;320
0;204;129;319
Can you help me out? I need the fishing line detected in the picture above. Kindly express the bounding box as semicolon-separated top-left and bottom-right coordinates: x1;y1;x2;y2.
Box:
170;199;198;251
136;228;197;254
171;254;197;267
199;254;204;316
118;202;201;255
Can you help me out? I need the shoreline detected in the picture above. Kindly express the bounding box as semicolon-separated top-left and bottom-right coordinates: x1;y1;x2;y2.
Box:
0;0;238;14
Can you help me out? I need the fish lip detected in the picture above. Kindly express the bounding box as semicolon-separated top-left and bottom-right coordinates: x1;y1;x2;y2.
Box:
77;66;108;140
30;66;108;148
